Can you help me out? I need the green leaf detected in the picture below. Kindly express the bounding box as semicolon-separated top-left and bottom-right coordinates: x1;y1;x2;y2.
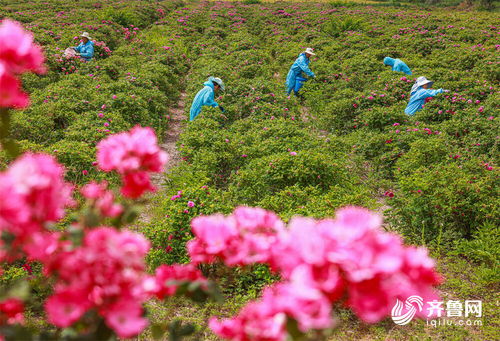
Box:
151;324;165;340
285;318;305;341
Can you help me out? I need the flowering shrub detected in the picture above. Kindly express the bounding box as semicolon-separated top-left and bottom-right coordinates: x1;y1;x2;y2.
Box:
191;206;441;340
0;1;497;339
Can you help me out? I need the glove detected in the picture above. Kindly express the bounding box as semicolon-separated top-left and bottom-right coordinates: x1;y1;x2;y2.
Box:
219;106;225;113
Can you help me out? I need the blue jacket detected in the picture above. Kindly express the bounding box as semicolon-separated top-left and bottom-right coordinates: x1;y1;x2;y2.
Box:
286;53;315;94
384;57;412;75
74;41;94;61
189;80;219;121
405;87;443;116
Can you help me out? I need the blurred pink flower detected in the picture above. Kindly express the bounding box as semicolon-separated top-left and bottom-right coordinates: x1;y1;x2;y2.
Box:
0;19;45;74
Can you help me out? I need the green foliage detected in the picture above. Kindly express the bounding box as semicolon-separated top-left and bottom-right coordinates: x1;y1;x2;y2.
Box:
323;17;366;38
390;160;499;244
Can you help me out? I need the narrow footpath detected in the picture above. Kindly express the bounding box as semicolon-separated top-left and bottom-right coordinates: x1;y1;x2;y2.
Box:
140;91;187;225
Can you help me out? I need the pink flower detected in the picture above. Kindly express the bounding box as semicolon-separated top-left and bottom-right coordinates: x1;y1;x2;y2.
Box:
0;153;73;240
97;126;168;174
45;291;90;328
0;19;45;74
149;264;207;299
97;126;168;198
200;206;440;338
121;171;155;199
45;227;150;335
0;298;24;325
81;181;123;218
187;201;195;207
104;301;148;339
23;231;62;263
290;151;297;156
0;62;29;108
189;214;238;259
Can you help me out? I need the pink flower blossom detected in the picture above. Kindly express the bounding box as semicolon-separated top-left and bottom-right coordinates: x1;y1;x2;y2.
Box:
0;153;73;240
0;19;45;74
0;62;29;108
97;126;168;174
0;298;24;325
81;182;123;217
201;206;440;339
45;228;151;336
97;126;168;198
121;171;155;199
45;291;90;327
104;301;148;339
187;201;195;207
149;264;207;299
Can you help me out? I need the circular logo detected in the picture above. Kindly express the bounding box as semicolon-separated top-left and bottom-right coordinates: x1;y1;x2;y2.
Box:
391;296;424;325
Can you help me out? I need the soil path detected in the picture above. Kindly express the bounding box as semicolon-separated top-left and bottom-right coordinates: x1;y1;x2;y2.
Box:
139;92;187;225
150;91;187;188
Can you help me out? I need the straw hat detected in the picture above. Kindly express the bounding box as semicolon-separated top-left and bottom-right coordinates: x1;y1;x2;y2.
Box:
411;76;434;93
80;32;92;40
304;47;316;56
209;76;225;91
416;76;434;88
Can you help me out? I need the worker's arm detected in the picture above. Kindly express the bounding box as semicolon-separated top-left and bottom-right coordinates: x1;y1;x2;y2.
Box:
79;44;94;59
425;88;444;97
297;56;315;77
73;44;82;53
203;89;219;108
414;88;443;101
396;61;412;75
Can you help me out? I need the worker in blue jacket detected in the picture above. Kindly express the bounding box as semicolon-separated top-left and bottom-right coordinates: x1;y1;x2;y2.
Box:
73;32;94;61
286;48;316;96
189;76;225;121
383;57;412;75
405;76;449;116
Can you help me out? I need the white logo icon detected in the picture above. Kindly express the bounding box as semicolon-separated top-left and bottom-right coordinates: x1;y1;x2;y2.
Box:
391;296;424;325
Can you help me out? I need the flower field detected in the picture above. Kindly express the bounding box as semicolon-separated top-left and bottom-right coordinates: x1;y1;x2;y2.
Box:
0;0;498;340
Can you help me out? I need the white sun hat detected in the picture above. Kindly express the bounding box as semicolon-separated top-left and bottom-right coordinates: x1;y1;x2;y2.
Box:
80;32;92;40
209;76;225;91
411;76;434;93
304;47;316;56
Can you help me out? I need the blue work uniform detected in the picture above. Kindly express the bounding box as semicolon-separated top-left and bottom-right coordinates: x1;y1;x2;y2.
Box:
405;87;443;116
383;57;412;75
286;53;315;95
74;40;94;61
189;80;219;121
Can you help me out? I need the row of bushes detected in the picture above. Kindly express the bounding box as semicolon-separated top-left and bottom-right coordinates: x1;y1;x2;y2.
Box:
0;0;188;183
139;2;497;277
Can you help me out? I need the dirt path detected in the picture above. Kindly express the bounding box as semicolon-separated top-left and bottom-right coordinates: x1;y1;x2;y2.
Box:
150;91;187;188
139;92;187;225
